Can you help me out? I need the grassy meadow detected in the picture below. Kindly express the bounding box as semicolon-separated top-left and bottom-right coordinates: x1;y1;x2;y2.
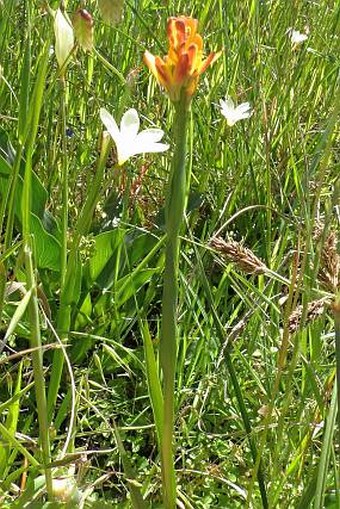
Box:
0;0;340;507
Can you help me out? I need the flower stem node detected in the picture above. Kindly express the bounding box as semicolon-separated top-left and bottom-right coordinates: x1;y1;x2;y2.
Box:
144;16;220;104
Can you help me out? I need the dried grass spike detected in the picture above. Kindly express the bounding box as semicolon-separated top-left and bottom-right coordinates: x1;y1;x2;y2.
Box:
318;230;339;293
210;236;267;275
288;298;327;334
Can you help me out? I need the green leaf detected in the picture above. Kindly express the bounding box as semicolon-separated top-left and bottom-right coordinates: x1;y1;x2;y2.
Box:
116;268;159;306
141;321;163;446
0;128;48;220
125;231;158;267
88;229;121;284
30;214;61;271
3;288;32;343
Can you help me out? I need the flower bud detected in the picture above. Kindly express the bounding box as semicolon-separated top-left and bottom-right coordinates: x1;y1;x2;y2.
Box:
73;8;94;52
54;8;75;72
52;477;81;503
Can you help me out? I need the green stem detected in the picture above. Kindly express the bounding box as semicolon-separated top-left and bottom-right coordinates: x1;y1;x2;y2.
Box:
24;243;53;495
46;78;70;424
161;95;189;509
20;39;52;497
93;48;126;85
60;78;68;289
47;133;112;422
333;296;340;451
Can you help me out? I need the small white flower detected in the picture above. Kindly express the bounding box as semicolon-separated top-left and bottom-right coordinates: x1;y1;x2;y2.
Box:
100;108;169;165
219;97;252;127
287;28;308;45
54;9;75;70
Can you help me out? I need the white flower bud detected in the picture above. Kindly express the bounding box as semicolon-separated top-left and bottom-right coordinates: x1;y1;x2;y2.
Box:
54;8;74;72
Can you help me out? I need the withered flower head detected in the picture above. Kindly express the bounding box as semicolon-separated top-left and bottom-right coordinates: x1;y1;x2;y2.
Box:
73;9;94;52
144;16;220;103
210;236;267;275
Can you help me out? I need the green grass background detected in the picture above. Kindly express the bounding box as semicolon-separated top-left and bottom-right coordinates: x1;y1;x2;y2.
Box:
0;0;339;507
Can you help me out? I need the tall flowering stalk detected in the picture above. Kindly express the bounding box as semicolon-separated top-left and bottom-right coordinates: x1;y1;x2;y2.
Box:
144;16;219;508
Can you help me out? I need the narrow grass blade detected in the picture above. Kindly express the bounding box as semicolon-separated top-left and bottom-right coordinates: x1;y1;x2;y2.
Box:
141;320;163;447
313;378;338;508
0;360;23;477
0;421;39;468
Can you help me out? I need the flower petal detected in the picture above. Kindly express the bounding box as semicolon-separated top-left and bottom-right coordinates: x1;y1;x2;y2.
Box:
100;107;120;143
197;50;221;76
134;128;169;155
222;97;235;111
144;51;164;84
288;29;308;44
136;128;166;144
120;108;140;141
133;141;170;156
224;116;237;127
237;102;251;113
220;96;252;125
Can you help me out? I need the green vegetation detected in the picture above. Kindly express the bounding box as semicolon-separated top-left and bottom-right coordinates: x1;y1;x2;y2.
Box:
0;0;339;507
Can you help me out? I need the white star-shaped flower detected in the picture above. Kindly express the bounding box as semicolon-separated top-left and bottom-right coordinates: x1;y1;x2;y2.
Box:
219;97;252;127
287;28;308;45
100;108;169;166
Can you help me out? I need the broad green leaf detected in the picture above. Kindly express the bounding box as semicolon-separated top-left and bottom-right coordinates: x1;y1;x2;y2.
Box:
30;214;61;271
89;229;121;282
0;128;48;220
116;268;159;306
125;231;158;266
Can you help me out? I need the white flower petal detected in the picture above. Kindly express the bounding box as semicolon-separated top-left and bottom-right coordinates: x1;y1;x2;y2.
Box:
287;28;308;45
236;102;251;113
100;107;169;165
133;142;170;156
220;107;237;125
219;99;226;110
237;112;251;120
294;33;308;44
116;140;134;166
120;108;140;141
135;128;166;145
100;108;120;143
235;108;252;120
220;97;234;113
219;96;252;126
133;128;169;156
224;97;235;109
100;108;129;165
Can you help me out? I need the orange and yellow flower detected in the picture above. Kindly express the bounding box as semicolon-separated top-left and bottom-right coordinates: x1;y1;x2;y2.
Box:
144;16;220;103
